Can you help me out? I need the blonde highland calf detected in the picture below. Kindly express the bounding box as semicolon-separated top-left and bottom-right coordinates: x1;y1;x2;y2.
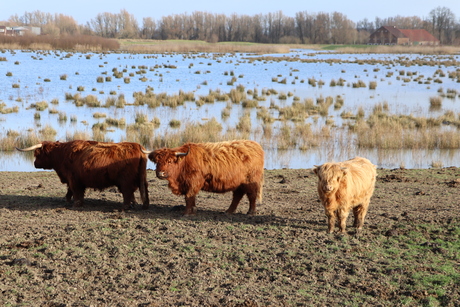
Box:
313;157;377;234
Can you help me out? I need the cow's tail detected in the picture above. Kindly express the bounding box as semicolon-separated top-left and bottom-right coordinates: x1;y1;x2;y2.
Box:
257;174;264;203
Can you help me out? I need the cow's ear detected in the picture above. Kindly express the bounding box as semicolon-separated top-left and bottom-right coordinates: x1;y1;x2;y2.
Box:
341;167;349;176
313;166;319;175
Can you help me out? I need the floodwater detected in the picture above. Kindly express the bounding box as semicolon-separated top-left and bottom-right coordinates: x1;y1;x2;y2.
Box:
0;49;459;171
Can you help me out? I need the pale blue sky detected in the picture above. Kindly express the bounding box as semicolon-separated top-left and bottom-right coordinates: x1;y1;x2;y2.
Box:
0;0;458;25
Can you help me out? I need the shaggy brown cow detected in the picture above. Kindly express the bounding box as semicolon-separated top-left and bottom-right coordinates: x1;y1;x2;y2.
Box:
313;157;377;234
147;140;264;215
16;140;149;211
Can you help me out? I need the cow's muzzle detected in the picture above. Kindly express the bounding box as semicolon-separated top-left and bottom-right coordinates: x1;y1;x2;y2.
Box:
156;171;168;179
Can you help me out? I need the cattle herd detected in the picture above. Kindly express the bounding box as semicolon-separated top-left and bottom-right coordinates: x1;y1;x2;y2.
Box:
16;139;377;234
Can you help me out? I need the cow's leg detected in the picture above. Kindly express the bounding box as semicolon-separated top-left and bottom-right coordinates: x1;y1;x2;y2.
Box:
65;187;73;203
337;208;350;233
325;209;336;233
71;188;85;208
67;179;85;207
226;188;245;214
120;188;136;212
353;201;369;230
245;183;259;215
184;196;197;215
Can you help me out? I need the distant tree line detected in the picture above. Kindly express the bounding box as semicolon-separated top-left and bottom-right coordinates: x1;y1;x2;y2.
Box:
3;6;459;45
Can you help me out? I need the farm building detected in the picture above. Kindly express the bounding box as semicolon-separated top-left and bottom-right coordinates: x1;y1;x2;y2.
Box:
0;26;41;36
369;26;439;45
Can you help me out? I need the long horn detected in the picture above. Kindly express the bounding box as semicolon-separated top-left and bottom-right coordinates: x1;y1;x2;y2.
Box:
16;143;43;152
141;148;152;155
175;146;190;157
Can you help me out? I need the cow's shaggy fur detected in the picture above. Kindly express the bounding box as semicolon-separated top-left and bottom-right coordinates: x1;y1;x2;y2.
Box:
18;140;149;211
149;140;264;215
313;157;377;233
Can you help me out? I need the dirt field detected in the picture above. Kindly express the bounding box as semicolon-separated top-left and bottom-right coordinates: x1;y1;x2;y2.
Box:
0;167;459;306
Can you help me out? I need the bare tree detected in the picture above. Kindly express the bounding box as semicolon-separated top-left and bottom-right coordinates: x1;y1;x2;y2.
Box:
429;6;456;44
54;14;79;35
141;17;157;39
118;9;138;39
330;12;356;44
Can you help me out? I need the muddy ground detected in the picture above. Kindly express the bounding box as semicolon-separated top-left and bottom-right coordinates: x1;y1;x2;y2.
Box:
0;167;459;306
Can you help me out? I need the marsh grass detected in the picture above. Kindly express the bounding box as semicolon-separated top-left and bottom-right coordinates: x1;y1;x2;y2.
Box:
119;40;290;54
31;101;48;111
0;103;19;114
429;96;442;109
66;130;91;141
148;118;224;149
105;117;126;128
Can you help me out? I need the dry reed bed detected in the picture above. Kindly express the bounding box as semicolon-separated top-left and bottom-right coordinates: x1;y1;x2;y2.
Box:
1;84;459;153
119;40;291;54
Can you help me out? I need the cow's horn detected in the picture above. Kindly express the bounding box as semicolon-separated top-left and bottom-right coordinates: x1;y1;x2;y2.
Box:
175;146;190;157
141;148;152;155
15;143;43;152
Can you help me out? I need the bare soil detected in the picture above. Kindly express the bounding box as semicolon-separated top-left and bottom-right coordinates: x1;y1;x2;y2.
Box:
0;167;459;306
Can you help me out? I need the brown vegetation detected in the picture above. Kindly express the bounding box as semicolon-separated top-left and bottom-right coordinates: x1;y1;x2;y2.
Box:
0;35;119;51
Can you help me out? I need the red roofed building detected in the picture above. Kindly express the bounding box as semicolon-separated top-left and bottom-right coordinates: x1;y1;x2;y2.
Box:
369;26;440;46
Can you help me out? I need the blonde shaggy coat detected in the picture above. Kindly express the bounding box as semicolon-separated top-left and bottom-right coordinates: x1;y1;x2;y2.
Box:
313;157;377;233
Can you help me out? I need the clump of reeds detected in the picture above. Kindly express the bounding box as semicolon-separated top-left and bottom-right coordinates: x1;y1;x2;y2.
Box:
242;99;258;108
41;124;57;140
229;88;247;104
166;119;180;129
115;94;126;108
278;100;312;121
333;96;344;110
256;107;275;124
66;131;91;141
236;113;251;134
308;78;317;87
369;81;377;89
93;112;107;118
352;80;367;88
0;130;20;150
0;103;19;114
58;112;67;122
30;101;48;111
105;117;126;127
221;106;231;119
15;131;42;148
83;95;101;107
92;122;108;132
429;96;442;110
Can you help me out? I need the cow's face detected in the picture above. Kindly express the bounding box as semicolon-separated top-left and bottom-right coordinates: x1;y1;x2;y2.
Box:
314;165;348;194
33;143;56;169
149;149;184;180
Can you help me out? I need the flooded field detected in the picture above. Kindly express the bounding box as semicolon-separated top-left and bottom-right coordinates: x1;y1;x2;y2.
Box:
0;49;459;171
